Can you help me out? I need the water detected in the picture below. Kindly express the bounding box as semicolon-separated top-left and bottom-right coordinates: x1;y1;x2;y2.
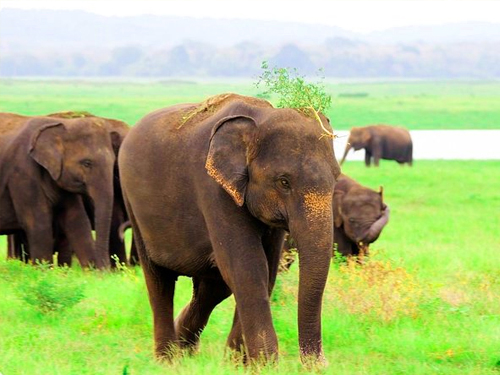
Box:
334;130;500;161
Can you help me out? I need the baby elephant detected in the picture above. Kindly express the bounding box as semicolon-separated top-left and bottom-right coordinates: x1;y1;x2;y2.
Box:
281;174;389;268
340;124;412;166
333;174;389;257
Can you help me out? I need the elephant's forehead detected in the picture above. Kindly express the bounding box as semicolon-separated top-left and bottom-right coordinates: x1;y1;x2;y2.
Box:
344;192;381;209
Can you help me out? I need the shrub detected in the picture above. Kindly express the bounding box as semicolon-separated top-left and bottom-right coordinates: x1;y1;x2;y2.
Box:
256;61;335;138
0;260;86;314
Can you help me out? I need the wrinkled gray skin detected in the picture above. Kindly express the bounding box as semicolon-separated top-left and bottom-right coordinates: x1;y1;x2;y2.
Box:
333;174;389;256
119;94;340;364
340;125;413;166
0;113;115;268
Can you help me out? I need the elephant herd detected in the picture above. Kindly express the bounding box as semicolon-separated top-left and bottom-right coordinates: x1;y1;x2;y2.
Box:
0;111;133;269
0;94;410;364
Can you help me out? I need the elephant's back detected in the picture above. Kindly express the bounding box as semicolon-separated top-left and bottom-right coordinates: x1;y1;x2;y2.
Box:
121;103;208;161
377;125;412;143
0;113;30;138
118;103;212;203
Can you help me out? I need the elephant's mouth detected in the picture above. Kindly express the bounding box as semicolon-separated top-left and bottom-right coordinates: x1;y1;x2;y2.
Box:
266;218;288;230
58;178;86;193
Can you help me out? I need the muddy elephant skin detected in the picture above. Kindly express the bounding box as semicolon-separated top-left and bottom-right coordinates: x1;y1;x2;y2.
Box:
119;94;341;363
0;113;116;268
340;124;412;166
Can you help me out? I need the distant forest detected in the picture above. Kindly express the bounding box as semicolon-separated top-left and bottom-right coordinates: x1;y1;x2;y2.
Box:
2;9;500;78
3;40;500;78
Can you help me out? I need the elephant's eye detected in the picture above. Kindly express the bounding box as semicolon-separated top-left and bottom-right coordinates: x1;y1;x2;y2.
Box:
348;217;355;223
278;177;291;190
80;159;93;168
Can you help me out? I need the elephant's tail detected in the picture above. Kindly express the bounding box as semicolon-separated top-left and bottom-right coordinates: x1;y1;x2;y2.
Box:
118;220;132;242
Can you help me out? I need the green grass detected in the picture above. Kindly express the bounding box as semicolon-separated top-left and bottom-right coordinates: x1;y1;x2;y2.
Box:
2;79;500;129
1;160;499;374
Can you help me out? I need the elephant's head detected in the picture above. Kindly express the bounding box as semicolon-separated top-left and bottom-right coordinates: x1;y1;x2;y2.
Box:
206;99;340;361
340;126;371;165
29;118;117;268
334;183;389;248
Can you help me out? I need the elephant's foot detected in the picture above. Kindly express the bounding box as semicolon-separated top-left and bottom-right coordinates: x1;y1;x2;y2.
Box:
174;317;202;354
155;340;181;362
226;332;279;366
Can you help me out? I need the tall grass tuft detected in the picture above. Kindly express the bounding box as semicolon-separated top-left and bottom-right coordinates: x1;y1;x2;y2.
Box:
328;259;423;321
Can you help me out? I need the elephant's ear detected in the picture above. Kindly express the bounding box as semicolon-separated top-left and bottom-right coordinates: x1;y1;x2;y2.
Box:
109;130;123;156
379;186;387;210
206;115;257;206
333;190;345;228
29;122;66;181
361;128;372;144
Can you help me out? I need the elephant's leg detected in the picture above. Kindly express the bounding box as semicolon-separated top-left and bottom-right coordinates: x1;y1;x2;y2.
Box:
17;231;30;263
142;257;178;358
55;232;73;266
175;277;232;351
364;150;372;167
10;188;54;264
371;139;383;167
57;195;97;268
213;237;277;361
25;224;55;264
7;233;24;260
227;307;244;354
126;205;178;358
334;227;356;257
407;143;413;166
407;152;413;167
109;200;127;267
7;235;15;259
226;229;285;357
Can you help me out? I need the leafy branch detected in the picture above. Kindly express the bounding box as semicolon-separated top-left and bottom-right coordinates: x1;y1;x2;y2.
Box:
256;61;335;138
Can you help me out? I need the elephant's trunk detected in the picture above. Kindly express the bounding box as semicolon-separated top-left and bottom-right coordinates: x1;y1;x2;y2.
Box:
289;196;333;362
87;167;114;269
339;143;352;165
363;206;390;244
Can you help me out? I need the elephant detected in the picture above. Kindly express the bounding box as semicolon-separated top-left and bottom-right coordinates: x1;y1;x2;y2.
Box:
0;113;117;268
280;174;389;270
340;124;412;166
119;93;341;363
332;174;389;257
3;111;131;267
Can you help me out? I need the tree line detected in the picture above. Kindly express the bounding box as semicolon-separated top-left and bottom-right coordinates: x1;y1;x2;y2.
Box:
2;38;500;78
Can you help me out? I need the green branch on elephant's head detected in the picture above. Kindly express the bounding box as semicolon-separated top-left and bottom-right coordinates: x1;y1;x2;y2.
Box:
255;61;336;139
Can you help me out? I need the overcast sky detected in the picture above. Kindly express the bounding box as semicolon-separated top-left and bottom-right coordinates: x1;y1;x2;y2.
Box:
1;0;499;33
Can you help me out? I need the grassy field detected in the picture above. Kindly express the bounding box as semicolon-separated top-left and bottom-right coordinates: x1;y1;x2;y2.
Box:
1;160;499;375
2;79;500;129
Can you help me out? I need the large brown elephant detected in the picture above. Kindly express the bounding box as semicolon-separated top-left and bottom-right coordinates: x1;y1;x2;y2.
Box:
3;111;131;267
333;174;389;257
0;113;116;268
340;125;412;166
119;94;340;363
